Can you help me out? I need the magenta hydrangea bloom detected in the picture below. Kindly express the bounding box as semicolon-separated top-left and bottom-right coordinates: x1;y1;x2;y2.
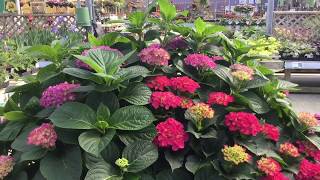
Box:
40;82;80;108
154;118;189;151
27;123;57;149
0;155;14;179
138;44;170;66
184;54;217;70
76;46;123;70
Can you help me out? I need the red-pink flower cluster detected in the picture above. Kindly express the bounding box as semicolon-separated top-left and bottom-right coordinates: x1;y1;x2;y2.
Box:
139;45;170;66
150;92;182;110
279;142;300;157
184;54;217;70
207;92;234;106
40;82;80;108
224;112;262;136
296;141;320;161
0;155;14;179
76;46;122;70
146;76;171;91
27;123;57;149
180;97;194;109
170;76;200;93
260;173;289;180
257;157;282;176
147;76;200;93
296;159;320;180
262;123;280;142
154;118;189;151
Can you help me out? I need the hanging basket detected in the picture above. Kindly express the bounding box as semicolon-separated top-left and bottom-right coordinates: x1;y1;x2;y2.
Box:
76;7;91;27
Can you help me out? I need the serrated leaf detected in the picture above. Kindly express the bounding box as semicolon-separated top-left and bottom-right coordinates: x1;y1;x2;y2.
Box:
0;121;25;141
118;125;157;145
241;92;270;114
109;106;156;130
85;162;121;180
119;83;151;105
49;102;96;129
165;151;184;171
79;130;115;156
40;147;82;180
4;111;27;121
123;141;158;173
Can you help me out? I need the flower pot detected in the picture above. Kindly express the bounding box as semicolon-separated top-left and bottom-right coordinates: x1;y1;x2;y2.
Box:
76;7;91;27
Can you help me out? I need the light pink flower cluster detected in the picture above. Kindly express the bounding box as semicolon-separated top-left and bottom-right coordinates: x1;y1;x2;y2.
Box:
296;159;320;180
224;112;262;136
0;155;14;179
150;92;182;110
230;64;254;81
170;76;200;93
262;123;280;142
257;157;282;176
184;54;217;70
154;118;189;151
27;123;58;149
76;46;123;70
139;44;170;66
146;76;171;91
296;141;320;161
207;92;234;106
298;112;319;127
40;82;80;108
279;142;300;157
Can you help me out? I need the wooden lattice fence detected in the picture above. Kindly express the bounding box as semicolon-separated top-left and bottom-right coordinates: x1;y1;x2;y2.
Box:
273;11;320;40
0;14;87;39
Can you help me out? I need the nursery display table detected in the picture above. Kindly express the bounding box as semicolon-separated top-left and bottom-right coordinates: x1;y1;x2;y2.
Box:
284;61;320;80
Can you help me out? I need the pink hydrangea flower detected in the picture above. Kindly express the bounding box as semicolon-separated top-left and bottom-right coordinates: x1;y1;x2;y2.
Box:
40;82;80;108
207;92;234;106
170;76;200;93
27;123;57;149
154;118;189;151
146;76;171;91
0;155;14;179
139;45;170;66
296;159;320;180
76;46;123;70
184;54;217;70
150;92;182;110
279;142;300;157
225;112;262;136
262;123;280;142
257;157;282;176
230;64;254;81
180;97;194;109
296;141;320;161
260;172;289;180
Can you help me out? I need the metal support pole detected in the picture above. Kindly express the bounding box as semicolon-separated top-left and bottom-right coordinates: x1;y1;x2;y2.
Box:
266;0;274;35
15;0;20;14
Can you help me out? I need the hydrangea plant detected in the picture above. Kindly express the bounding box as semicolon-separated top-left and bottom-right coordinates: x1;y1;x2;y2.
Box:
1;0;320;179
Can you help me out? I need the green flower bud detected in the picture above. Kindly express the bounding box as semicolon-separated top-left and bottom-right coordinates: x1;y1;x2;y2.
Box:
115;158;129;169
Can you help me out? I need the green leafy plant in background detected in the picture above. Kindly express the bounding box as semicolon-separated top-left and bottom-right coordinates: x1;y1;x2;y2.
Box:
1;0;320;180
